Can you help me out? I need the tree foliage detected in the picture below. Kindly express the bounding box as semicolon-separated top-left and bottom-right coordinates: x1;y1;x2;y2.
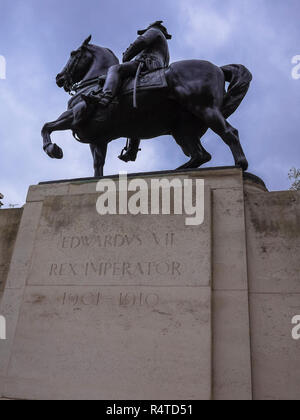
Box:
288;167;300;191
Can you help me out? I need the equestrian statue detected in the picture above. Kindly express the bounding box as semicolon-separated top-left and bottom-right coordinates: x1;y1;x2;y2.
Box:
42;20;252;177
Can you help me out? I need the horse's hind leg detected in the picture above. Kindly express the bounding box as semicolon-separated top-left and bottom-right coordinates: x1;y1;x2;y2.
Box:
173;125;212;170
195;107;248;170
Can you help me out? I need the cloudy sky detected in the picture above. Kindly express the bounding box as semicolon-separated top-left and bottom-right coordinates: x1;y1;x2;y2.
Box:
0;0;299;207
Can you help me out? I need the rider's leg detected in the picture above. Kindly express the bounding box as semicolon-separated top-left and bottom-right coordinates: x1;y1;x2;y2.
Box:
105;62;142;158
83;61;140;106
103;61;139;97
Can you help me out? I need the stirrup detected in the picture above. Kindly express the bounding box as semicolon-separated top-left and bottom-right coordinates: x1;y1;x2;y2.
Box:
119;143;129;159
118;143;141;162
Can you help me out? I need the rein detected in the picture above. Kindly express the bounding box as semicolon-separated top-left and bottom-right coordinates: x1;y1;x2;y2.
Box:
133;62;143;109
70;76;106;95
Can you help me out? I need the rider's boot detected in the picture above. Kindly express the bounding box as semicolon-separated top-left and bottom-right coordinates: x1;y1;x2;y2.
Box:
82;91;113;107
118;138;141;162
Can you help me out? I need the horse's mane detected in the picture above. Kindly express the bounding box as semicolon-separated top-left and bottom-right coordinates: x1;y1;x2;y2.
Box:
104;47;119;63
88;44;119;64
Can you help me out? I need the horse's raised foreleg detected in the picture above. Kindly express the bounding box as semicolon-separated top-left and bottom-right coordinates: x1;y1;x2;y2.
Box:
42;110;74;159
90;142;108;177
196;107;248;170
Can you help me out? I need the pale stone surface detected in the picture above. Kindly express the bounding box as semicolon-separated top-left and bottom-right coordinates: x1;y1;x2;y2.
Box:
212;291;252;400
212;188;248;291
26;182;70;203
211;186;252;400
0;289;24;378
1;171;214;400
4;286;211;400
0;209;22;296
0;203;43;396
28;194;211;288
3;168;298;400
5;203;43;290
250;293;300;400
29;167;244;203
245;190;300;400
246;191;300;293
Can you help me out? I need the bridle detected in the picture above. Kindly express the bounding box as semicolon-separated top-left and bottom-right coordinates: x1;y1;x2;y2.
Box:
63;47;86;94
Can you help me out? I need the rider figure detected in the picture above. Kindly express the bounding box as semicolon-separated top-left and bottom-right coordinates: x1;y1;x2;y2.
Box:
83;20;172;162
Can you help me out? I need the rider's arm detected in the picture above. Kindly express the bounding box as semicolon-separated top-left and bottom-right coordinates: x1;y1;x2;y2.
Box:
122;28;161;62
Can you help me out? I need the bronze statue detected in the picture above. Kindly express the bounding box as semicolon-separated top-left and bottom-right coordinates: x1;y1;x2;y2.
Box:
82;21;172;162
42;22;252;177
83;21;171;106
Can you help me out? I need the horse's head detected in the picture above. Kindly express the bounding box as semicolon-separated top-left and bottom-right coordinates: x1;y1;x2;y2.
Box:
56;35;94;92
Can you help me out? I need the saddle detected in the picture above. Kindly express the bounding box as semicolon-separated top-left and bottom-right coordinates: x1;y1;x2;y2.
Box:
121;68;168;96
72;68;168;100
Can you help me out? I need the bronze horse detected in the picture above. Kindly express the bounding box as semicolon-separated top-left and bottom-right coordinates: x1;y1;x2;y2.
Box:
42;35;252;177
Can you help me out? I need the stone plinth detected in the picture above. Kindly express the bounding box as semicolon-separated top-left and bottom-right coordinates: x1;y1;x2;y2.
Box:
0;167;216;400
1;167;299;400
245;190;300;400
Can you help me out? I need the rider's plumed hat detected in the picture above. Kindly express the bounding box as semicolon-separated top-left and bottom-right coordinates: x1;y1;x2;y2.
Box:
137;20;172;40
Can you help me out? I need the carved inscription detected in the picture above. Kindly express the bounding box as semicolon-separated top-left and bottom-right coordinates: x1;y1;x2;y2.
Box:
60;232;175;249
49;261;182;277
27;192;211;290
61;291;160;307
29;212;210;286
47;231;182;282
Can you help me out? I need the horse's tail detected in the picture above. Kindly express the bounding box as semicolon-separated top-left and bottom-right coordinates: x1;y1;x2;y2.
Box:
220;64;252;119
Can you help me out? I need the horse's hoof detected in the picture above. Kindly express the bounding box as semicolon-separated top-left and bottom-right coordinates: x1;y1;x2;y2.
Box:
176;152;212;170
45;143;63;159
236;157;248;171
198;152;212;166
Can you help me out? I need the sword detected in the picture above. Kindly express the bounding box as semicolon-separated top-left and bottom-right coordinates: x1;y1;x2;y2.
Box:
133;62;143;109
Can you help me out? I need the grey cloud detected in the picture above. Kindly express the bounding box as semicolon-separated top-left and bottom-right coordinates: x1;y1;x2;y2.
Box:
0;0;299;207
